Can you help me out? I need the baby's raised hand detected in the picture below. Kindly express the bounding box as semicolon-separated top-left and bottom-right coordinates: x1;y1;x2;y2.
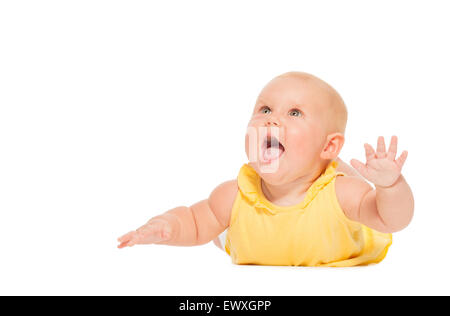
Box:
350;136;408;188
117;218;172;249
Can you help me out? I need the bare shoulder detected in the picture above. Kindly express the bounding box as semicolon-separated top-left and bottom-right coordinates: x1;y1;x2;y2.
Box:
208;179;238;228
335;175;373;222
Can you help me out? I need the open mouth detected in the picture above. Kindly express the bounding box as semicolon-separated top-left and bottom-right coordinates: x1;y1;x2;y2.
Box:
261;134;285;163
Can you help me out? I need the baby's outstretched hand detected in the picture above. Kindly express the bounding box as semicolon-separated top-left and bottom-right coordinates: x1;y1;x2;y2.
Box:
350;136;408;188
117;218;172;249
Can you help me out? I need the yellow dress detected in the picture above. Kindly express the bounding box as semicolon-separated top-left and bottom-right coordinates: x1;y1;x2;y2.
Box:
224;161;392;267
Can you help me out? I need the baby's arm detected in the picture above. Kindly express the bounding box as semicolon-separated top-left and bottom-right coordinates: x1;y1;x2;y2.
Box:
335;136;414;233
117;180;238;248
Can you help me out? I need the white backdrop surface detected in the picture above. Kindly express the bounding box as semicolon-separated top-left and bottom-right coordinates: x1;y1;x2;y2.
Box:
0;1;448;295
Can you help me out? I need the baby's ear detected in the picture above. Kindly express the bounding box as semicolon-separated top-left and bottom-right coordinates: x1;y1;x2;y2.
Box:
320;133;345;159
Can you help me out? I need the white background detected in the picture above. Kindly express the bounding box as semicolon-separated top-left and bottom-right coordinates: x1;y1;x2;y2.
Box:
0;1;449;296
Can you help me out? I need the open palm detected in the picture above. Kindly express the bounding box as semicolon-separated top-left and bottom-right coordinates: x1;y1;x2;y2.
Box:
350;136;408;188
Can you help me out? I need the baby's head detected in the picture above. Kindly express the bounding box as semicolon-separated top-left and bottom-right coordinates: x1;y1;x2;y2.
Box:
245;71;347;185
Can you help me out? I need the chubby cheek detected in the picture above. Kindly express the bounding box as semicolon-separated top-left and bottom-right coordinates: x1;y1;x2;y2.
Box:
284;127;321;164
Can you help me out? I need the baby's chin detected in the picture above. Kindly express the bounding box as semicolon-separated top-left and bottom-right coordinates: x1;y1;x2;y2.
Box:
249;161;291;186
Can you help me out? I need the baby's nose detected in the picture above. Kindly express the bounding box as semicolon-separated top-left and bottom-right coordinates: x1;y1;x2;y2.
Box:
265;119;279;126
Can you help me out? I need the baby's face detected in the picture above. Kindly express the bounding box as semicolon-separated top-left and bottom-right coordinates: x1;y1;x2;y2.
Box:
245;74;335;185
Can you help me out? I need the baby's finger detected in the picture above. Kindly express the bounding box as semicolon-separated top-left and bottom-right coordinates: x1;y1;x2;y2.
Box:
396;150;408;169
117;231;135;243
376;136;387;158
117;241;130;249
126;234;140;247
387;135;398;160
117;233;134;248
364;143;376;161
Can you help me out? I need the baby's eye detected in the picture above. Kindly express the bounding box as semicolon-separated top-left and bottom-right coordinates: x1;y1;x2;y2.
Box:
260;106;271;114
288;108;302;117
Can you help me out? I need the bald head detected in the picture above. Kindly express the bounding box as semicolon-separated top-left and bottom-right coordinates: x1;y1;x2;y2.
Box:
273;71;348;134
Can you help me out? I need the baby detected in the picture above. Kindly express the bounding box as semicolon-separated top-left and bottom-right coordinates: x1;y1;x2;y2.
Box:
117;71;414;267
